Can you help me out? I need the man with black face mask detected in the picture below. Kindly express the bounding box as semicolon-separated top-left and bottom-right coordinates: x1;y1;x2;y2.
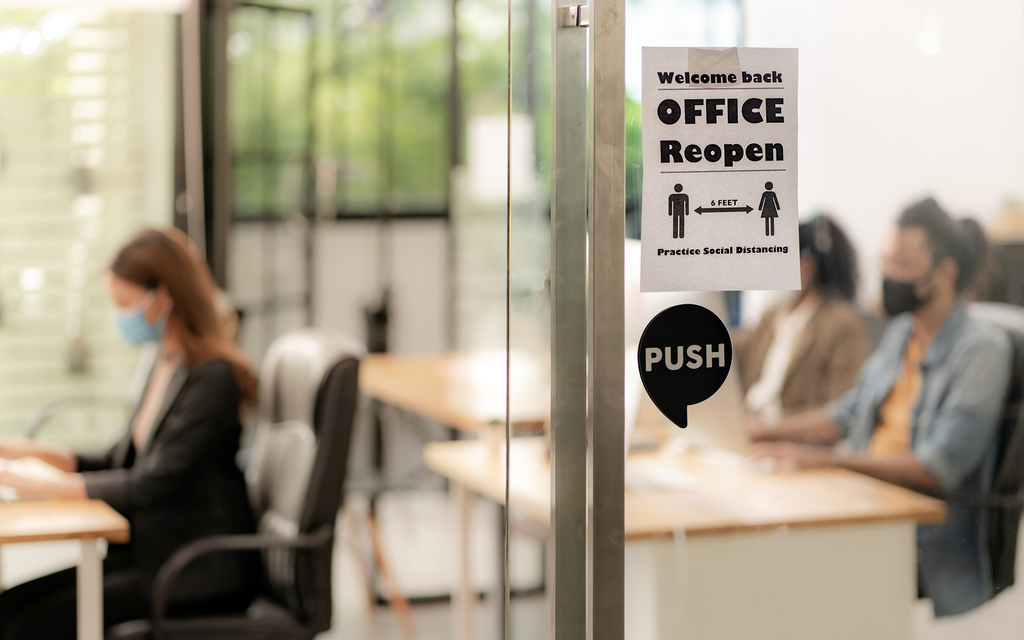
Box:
747;197;1012;618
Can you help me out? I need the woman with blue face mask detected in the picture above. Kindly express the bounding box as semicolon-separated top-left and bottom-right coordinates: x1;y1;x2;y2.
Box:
0;229;260;639
113;288;167;344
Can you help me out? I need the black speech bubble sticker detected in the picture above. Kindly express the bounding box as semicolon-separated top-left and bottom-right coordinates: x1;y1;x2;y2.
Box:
637;304;733;428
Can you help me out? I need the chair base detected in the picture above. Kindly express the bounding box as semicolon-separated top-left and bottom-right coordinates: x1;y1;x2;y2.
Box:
105;597;318;640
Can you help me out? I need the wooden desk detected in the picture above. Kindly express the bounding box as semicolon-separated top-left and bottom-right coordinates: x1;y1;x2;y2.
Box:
361;352;548;433
364;353;948;639
426;438;946;640
0;500;130;640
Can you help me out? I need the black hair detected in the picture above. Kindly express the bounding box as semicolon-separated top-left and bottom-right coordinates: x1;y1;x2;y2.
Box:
896;197;989;293
957;217;993;297
798;215;858;301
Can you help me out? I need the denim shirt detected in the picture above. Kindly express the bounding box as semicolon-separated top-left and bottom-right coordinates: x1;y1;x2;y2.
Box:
825;301;1012;617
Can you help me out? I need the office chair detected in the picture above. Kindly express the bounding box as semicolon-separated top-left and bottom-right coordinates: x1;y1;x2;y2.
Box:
107;329;365;640
958;302;1024;595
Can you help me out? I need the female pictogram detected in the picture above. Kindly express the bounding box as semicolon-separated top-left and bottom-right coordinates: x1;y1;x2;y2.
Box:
758;181;780;236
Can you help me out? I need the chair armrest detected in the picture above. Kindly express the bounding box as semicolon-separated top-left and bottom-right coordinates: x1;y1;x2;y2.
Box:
24;395;132;438
150;525;333;640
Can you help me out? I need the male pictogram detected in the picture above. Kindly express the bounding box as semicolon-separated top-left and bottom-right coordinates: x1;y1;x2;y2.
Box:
668;184;689;239
759;181;780;236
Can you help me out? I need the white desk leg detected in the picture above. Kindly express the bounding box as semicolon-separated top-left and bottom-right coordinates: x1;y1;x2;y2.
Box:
77;538;102;640
451;482;473;640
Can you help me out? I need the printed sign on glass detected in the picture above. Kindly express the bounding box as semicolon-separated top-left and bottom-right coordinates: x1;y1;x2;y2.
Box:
641;47;800;292
637;304;733;428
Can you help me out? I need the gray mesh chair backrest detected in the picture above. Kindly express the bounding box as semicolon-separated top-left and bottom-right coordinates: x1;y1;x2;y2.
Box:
245;329;364;628
248;420;317;610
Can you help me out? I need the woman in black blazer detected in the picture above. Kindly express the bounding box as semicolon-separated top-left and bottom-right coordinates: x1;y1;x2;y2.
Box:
0;230;260;639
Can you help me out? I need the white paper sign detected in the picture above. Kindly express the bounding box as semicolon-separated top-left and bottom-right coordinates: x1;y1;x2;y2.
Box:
641;47;799;292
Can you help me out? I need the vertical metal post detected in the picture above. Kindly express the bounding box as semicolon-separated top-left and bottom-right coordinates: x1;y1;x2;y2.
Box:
180;0;207;258
587;1;625;640
303;11;317;326
450;482;474;640
550;0;588;638
77;538;103;640
210;0;233;288
448;0;461;174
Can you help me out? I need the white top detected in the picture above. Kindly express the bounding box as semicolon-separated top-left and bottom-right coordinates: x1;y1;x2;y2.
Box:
131;353;181;452
744;294;821;423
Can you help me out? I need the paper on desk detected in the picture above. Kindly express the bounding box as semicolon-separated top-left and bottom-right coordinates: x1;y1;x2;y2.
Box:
446;349;550;424
625;457;699;491
0;457;67;502
0;457;67;480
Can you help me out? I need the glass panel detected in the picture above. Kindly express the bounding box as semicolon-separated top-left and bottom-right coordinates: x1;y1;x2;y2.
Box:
226;6;313;366
742;4;1023;633
452;0;508;354
508;0;552;634
622;2;1023;639
330;0;451;216
449;0;515;634
228;6;313;220
624;0;741;240
0;8;174;448
313;0;517;636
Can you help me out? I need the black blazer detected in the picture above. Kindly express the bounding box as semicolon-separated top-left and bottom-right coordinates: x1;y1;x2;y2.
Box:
78;358;258;602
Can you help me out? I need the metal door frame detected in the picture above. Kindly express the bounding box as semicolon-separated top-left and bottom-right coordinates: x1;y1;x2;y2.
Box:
549;0;624;638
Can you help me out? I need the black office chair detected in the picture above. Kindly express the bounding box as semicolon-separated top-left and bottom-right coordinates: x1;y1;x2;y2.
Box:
107;329;365;640
958;302;1024;595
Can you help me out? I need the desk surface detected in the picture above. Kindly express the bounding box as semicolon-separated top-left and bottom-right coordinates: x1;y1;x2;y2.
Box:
0;500;130;545
424;438;947;540
361;352;547;433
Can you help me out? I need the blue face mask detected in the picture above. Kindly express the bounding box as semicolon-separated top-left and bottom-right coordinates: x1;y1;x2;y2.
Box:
113;291;165;345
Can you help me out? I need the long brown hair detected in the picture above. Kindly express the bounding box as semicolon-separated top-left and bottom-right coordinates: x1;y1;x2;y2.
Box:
111;229;258;410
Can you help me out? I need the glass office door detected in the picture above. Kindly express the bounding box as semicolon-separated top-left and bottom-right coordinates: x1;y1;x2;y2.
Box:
609;3;1023;640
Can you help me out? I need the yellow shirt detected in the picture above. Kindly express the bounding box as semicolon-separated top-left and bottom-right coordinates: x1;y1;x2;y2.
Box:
868;332;925;457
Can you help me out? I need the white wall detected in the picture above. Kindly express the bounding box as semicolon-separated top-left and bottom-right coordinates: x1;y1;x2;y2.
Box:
743;0;1024;314
313;218;449;354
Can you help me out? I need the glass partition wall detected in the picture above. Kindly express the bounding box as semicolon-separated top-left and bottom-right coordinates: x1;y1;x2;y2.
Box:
221;0;623;636
613;4;1023;640
211;1;1019;638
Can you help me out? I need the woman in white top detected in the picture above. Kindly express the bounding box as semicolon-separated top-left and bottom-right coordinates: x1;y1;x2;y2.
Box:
736;216;868;422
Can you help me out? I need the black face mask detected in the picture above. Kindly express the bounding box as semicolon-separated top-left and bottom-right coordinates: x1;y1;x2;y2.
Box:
882;275;934;317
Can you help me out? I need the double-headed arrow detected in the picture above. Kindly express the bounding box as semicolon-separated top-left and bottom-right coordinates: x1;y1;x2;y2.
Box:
695;204;753;215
